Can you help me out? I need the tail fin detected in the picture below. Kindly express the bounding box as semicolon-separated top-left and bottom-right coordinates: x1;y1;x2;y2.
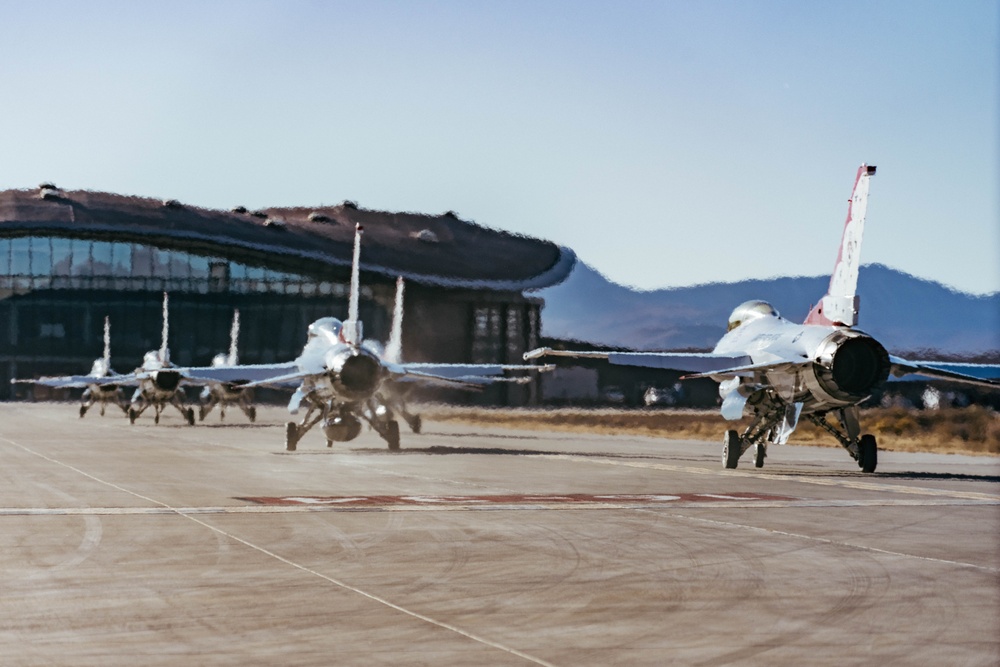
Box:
103;316;111;368
341;224;364;345
228;309;240;365
159;292;170;364
384;277;405;364
804;164;876;327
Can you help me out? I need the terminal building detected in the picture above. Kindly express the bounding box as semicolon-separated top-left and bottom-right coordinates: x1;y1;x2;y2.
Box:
0;184;575;403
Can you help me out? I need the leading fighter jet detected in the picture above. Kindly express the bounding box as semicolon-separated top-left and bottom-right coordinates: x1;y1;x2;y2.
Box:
179;224;547;451
525;165;1000;473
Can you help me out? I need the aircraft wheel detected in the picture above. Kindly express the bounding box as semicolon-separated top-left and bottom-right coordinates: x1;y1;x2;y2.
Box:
154;412;160;425
186;408;195;426
723;430;741;469
386;420;401;451
128;407;138;424
410;415;422;434
198;406;207;421
754;443;766;468
248;407;257;423
326;439;334;448
285;422;298;452
858;434;877;473
79;405;87;419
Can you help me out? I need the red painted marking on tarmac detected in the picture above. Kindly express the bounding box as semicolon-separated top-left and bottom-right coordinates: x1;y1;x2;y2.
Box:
236;492;797;507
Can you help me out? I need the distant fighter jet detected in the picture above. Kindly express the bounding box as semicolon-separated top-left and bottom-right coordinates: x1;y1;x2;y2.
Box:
177;224;546;451
525;165;1000;473
14;316;129;417
197;309;257;423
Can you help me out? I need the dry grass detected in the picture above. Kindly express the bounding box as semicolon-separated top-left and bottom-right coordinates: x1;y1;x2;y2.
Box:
423;405;1000;456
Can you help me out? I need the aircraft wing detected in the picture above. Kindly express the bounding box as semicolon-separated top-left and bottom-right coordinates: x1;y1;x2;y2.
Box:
524;347;752;374
889;356;1000;388
387;362;549;388
175;363;301;387
13;375;113;388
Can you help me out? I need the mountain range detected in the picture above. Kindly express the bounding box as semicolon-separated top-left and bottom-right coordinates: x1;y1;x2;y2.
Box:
534;262;999;357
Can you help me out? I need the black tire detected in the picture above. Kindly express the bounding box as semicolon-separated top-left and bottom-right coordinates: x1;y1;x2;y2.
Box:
154;412;160;425
285;422;298;452
754;443;766;468
410;415;422;434
128;407;138;424
186;408;195;426
859;434;877;473
248;406;257;423
79;405;87;419
386;420;401;451
723;430;741;469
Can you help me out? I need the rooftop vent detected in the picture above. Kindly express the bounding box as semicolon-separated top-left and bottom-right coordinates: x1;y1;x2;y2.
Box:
231;205;248;214
162;199;182;208
263;217;287;229
413;229;439;243
38;184;61;200
308;211;333;223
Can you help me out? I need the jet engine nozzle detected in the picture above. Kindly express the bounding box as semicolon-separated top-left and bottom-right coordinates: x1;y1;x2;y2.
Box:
813;330;890;402
323;414;362;442
152;370;182;392
325;348;384;400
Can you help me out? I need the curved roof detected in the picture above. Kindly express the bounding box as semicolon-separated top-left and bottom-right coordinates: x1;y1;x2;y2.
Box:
0;186;575;291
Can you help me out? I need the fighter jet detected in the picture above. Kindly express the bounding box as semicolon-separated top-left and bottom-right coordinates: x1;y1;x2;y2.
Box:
13;316;129;417
197;309;257;423
123;292;198;425
525;165;1000;473
178;224;547;451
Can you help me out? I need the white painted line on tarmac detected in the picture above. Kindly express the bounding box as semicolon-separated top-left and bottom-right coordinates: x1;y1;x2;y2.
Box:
0;497;996;516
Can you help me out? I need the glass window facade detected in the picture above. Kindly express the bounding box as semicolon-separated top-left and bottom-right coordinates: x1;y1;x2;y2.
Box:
0;235;337;295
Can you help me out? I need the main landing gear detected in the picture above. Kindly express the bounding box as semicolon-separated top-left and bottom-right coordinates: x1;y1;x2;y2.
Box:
721;405;878;473
127;398;196;426
283;399;401;452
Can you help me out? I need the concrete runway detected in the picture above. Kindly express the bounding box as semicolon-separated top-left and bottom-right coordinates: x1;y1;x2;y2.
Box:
1;402;998;666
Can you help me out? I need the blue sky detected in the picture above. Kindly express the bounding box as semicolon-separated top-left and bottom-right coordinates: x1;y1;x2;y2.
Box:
1;1;997;294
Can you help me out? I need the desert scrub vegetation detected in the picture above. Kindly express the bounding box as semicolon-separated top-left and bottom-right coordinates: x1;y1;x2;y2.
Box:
423;405;1000;456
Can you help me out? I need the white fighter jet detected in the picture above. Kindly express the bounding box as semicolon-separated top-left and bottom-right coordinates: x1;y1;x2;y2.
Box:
525;165;1000;473
14;316;129;417
179;224;547;451
197;310;257;423
123;292;198;425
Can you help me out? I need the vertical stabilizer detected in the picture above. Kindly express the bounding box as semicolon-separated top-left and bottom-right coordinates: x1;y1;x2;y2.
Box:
342;224;364;345
160;292;170;364
385;277;405;364
804;164;876;327
228;309;240;365
103;316;111;368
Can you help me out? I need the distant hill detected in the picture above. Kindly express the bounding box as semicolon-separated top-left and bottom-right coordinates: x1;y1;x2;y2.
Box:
534;263;1000;357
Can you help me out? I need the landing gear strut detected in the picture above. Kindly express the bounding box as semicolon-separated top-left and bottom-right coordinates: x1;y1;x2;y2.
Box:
804;409;879;473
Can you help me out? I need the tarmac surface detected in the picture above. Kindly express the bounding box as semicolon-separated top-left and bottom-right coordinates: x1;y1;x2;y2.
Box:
1;402;998;666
